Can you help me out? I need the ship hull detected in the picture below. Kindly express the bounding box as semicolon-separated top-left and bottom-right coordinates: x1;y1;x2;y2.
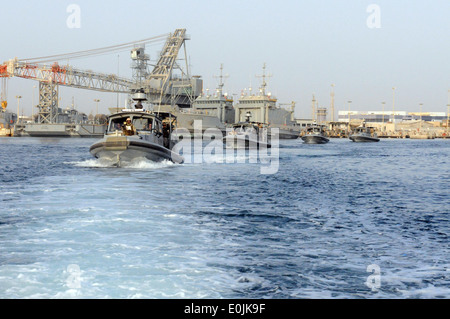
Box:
14;123;105;138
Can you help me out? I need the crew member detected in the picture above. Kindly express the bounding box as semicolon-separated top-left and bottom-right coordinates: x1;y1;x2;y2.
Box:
122;118;136;136
162;122;170;148
114;122;121;131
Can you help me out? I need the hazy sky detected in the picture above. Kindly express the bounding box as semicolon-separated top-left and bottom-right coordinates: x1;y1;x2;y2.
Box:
1;0;450;118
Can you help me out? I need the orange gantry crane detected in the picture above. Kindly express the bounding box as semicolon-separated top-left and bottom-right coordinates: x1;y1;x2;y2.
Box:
0;29;200;124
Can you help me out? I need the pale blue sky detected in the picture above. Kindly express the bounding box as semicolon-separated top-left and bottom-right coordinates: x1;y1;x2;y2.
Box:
1;0;449;118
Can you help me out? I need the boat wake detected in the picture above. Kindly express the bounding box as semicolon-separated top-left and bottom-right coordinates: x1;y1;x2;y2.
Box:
122;158;176;169
67;158;177;169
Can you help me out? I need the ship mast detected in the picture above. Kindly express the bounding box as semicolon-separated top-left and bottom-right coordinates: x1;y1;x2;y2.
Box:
256;63;271;96
213;63;228;98
213;64;229;122
256;63;272;124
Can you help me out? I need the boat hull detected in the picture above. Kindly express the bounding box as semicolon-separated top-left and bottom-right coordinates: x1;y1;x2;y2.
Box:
349;135;380;143
90;136;184;164
223;135;271;149
277;128;300;139
301;135;329;144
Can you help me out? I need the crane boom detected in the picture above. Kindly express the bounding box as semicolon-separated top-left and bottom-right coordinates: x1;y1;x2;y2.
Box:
1;59;133;93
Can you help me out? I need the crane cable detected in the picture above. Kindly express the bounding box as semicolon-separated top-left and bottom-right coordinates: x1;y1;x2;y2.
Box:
18;33;169;64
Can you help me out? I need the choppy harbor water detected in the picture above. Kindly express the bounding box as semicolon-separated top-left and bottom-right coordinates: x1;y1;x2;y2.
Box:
0;137;448;299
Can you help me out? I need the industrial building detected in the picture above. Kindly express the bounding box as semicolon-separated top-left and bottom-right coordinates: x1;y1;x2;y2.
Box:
338;111;447;123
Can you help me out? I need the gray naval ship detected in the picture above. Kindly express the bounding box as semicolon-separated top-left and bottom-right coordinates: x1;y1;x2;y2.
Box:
191;65;235;126
234;93;299;139
232;64;300;139
193;64;300;139
13;102;106;138
190;64;234;134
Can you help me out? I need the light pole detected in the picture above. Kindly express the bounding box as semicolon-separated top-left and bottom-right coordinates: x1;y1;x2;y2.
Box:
311;94;316;122
15;95;22;124
32;85;37;121
419;103;423;131
117;54;120;107
94;99;100;124
330;84;335;122
392;87;396;133
347;100;352;135
447;89;450;136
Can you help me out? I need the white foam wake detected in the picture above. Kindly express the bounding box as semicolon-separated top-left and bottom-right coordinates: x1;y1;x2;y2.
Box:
66;158;176;169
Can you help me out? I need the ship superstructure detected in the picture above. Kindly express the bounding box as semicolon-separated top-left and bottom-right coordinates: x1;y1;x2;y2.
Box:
234;64;300;139
192;64;234;124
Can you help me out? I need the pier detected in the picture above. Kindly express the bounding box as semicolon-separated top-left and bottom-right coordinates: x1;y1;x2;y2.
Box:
317;119;449;140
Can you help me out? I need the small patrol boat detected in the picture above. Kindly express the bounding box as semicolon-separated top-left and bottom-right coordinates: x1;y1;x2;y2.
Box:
349;124;380;143
301;125;329;144
89;109;184;165
223;122;271;149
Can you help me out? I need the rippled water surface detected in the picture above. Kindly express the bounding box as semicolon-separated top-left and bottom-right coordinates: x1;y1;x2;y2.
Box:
0;137;448;298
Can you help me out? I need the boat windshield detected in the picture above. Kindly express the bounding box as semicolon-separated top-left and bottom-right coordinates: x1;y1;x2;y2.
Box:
234;125;257;134
108;116;155;133
307;126;322;134
246;126;257;133
108;118;124;132
232;125;244;133
133;117;154;131
355;127;372;134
